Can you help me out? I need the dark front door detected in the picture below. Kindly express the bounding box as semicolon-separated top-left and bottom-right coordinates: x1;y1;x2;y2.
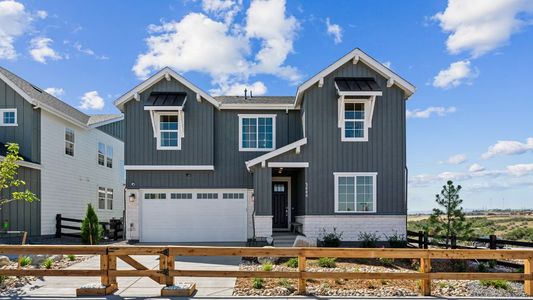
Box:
272;182;288;229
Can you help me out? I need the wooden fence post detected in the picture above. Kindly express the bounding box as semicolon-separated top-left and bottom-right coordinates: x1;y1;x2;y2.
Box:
166;255;175;286
298;255;306;295
100;254;110;287
109;255;117;287
159;254;167;284
420;256;431;296
489;235;497;249
418;231;423;249
423;232;429;249
55;214;61;238
525;258;532;296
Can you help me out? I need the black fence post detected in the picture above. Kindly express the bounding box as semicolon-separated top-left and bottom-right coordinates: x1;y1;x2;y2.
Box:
418;231;423;249
55;214;61;238
489;234;497;249
423;231;429;249
451;234;457;249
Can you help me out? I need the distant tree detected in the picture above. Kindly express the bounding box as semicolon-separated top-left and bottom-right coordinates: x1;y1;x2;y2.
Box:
80;204;104;245
0;143;39;210
428;180;473;248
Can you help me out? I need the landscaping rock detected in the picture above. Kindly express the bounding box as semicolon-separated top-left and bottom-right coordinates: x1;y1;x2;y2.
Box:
0;256;10;266
29;254;48;265
257;246;280;264
292;235;317;247
49;255;63;262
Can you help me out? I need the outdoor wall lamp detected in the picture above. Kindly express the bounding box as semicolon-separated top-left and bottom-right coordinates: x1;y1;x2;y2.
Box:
129;193;136;203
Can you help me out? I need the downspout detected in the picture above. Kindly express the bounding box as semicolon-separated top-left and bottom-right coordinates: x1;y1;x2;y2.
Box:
405;166;408;235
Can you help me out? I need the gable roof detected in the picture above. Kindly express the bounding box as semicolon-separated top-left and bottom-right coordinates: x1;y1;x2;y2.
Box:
245;138;307;171
294;48;415;107
114;67;220;111
87;114;123;127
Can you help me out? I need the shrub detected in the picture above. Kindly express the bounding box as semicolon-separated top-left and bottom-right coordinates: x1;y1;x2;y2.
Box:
262;262;273;272
378;257;394;267
42;258;53;269
318;227;343;247
477;262;487;272
487;259;497;269
480;280;510;290
286;257;298;268
80;203;104;245
20;256;31;267
67;254;76;261
278;278;291;288
451;260;467;272
504;227;533;242
386;231;407;248
252;277;264;289
318;257;336;268
359;231;379;248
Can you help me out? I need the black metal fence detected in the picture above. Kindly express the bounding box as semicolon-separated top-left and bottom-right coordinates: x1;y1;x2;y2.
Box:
407;230;533;249
55;214;123;241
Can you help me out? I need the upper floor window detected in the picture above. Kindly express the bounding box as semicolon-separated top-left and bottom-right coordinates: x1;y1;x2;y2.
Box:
334;172;377;213
0;109;17;126
65;128;75;156
238;114;276;151
343;102;365;140
98;142;113;168
157;113;180;150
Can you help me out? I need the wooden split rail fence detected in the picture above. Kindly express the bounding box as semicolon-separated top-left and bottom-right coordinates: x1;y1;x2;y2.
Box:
0;245;532;296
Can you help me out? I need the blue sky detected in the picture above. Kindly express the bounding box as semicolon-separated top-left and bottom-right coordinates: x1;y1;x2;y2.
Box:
1;0;532;212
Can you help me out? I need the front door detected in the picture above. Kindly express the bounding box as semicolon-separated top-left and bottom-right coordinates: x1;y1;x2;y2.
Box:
272;182;288;229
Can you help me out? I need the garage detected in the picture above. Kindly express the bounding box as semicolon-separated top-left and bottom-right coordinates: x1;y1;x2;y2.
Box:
139;190;248;243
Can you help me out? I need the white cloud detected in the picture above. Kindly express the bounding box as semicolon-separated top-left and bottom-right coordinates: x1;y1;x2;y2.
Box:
481;137;533;159
74;42;108;60
433;60;476;88
200;0;242;24
507;163;533;177
209;80;266;96
79;91;104;110
406;106;456;119
434;0;533;58
133;0;301;92
44;87;64;97
29;37;62;63
36;10;47;19
469;163;485;172
325;17;342;44
445;154;467;165
0;0;32;60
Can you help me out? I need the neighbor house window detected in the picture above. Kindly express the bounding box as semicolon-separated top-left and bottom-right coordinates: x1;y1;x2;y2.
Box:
334;172;377;213
157;114;180;150
238;114;276;151
98;143;113;168
106;145;113;168
0;109;17;126
65;128;75;156
343;102;366;141
98;143;105;166
106;188;113;210
98;187;113;210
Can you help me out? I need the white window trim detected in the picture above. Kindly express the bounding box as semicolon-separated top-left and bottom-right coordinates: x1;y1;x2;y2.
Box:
333;172;377;213
338;96;376;142
0;108;17;126
97;142;106;166
97;187;114;211
154;111;182;150
238;114;276;152
65;128;75;157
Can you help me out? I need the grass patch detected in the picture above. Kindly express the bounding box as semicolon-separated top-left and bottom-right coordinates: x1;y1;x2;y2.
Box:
19;256;32;267
252;277;264;289
262;262;273;272
317;257;336;268
285;257;298;268
42;258;53;269
278;278;291;288
67;254;76;261
479;280;510;290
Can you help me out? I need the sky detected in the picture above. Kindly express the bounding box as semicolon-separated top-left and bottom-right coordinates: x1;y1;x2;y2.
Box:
0;0;532;212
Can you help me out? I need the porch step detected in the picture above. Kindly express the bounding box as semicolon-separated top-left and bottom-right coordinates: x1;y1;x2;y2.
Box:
272;232;300;247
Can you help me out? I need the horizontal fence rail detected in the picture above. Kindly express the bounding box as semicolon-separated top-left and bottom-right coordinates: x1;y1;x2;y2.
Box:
0;245;531;296
55;214;123;241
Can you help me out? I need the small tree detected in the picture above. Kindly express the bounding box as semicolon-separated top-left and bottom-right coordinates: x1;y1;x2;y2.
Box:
0;143;39;210
428;180;472;248
80;203;103;245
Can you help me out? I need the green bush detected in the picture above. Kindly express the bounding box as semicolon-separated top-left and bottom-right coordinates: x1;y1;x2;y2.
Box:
386;231;407;248
378;257;394;267
42;258;53;269
504;227;533;242
358;231;379;248
318;257;336;268
262;262;273;272
67;254;76;261
252;277;264;289
488;259;497;268
480;280;510;290
80;203;104;245
477;262;487;272
318;227;343;247
286;257;298;268
20;256;31;267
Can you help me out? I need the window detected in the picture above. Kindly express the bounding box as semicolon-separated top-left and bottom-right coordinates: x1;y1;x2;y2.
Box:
144;193;166;200
98;143;105;166
239;114;276;151
171;193;193;199
98;187;113;210
197;193;218;199
222;193;244;199
98;143;113;168
106;145;113;168
0;109;17;126
344;102;365;139
65;128;75;156
158;114;180;150
334;173;377;213
273;184;285;192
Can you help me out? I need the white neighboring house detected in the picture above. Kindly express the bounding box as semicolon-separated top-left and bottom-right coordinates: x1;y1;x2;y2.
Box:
0;67;124;236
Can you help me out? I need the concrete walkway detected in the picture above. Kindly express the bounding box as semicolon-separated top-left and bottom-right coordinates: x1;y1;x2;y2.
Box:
17;254;241;298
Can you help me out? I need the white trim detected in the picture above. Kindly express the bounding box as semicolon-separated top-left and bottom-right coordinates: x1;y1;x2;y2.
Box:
143;106;183;111
0;155;42;170
245;138;307;171
339;97;371;142
268;162;309;168
295;48;415;107
88;115;124;128
114;67;220;111
333;172;377;213
124;165;214;171
153;111;182;150
219;103;296;110
238;114;276;152
0;108;17;126
272;176;291;231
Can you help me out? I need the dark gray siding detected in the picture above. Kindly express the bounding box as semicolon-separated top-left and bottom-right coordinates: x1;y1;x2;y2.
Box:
0;78;41;163
0;166;41;235
253;166;271;215
97;120;124;141
268;60;407;215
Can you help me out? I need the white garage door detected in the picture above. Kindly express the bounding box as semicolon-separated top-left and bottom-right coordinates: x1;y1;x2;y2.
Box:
140;190;248;243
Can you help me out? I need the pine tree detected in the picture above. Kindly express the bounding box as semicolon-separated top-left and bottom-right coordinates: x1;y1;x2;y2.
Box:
428;180;472;248
80;203;103;245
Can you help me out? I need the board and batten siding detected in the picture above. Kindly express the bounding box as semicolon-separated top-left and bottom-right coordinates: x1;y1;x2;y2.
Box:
124;77;303;190
40;110;124;235
96;120;124;141
267;60;407;215
0;78;41;163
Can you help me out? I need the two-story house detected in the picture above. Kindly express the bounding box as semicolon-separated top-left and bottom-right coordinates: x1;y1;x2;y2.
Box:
0;67;125;236
115;48;415;243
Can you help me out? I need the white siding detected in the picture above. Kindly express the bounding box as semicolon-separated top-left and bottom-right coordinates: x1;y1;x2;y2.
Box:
40;110;124;235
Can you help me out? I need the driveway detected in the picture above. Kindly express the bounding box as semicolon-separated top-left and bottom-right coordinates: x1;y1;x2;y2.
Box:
18;254;241;298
